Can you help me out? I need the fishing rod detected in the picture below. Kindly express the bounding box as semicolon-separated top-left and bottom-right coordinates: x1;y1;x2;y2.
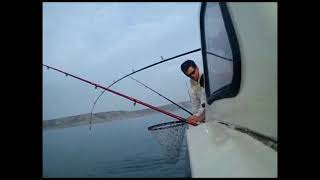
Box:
43;64;198;127
88;48;201;127
128;76;193;115
91;48;201;118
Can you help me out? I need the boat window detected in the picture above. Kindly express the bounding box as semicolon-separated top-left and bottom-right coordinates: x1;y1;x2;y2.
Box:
200;2;241;105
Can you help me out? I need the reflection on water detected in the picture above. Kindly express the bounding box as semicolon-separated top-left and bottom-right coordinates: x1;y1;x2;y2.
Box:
43;109;191;178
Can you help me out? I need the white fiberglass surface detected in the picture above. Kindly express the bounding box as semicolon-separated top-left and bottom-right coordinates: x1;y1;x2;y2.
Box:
186;121;277;177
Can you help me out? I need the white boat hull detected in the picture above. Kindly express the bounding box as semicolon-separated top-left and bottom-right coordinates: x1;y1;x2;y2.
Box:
186;121;277;177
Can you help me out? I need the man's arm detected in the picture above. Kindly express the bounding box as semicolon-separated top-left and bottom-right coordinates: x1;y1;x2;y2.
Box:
190;86;201;115
187;87;206;124
195;87;206;116
197;109;205;122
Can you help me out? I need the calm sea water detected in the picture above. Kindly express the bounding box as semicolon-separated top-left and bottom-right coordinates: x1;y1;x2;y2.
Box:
43;109;191;178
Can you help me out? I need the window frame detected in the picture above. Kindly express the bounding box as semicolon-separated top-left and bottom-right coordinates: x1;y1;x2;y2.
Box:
200;2;241;105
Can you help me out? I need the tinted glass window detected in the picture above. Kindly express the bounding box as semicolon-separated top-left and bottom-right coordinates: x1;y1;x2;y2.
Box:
200;2;241;104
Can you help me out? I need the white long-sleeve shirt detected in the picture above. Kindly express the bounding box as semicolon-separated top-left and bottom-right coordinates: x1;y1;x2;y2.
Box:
189;70;206;116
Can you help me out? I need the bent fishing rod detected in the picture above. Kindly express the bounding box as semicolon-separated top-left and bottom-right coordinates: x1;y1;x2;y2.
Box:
89;48;201;120
128;76;193;116
43;64;198;127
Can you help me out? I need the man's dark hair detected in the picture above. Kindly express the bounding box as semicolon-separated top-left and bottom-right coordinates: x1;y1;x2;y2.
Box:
181;60;197;75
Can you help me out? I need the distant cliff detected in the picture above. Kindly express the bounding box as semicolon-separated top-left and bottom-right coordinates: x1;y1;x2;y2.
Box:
43;101;191;130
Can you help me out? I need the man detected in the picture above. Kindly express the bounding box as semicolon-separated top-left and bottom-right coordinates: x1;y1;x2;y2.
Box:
180;60;206;125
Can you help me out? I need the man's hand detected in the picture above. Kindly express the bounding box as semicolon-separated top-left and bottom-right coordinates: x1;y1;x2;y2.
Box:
187;115;202;125
187;111;205;125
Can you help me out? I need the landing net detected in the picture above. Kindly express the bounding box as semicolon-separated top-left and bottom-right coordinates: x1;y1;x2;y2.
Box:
148;121;187;163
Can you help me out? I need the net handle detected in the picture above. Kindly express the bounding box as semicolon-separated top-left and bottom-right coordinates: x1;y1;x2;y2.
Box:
148;120;186;131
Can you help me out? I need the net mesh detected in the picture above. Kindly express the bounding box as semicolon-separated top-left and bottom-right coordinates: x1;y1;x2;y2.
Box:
148;121;187;163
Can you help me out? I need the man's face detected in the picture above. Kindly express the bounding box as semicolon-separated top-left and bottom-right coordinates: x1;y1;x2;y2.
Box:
186;66;199;81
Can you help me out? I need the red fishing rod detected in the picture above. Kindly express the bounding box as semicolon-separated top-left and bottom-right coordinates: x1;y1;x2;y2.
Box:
43;64;198;126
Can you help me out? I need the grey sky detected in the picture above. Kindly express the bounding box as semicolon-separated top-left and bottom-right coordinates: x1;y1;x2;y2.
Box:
43;2;203;120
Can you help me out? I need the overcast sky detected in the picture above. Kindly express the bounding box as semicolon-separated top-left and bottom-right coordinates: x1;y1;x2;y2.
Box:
43;2;204;120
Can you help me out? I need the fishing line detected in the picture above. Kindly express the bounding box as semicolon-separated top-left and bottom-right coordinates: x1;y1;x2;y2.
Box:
128;76;193;115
